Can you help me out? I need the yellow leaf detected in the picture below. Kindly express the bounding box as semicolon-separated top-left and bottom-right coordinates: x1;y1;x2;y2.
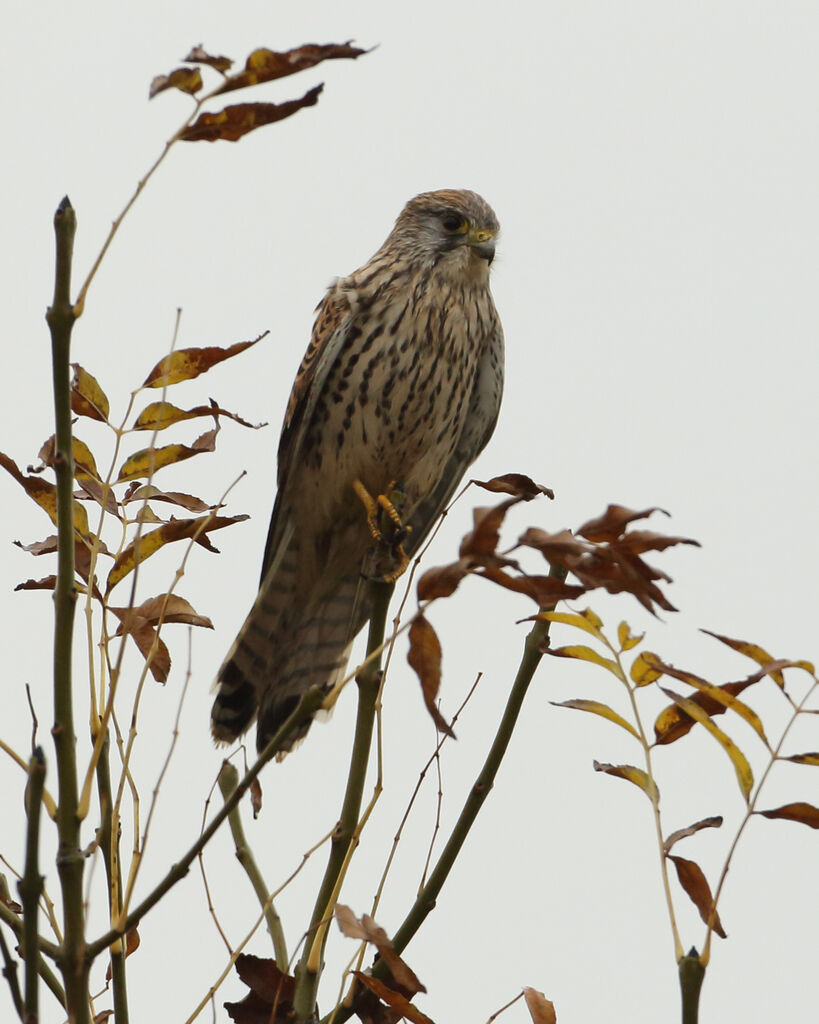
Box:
630;650;663;687
701;630;786;687
660;687;754;802
781;752;819;766
551;699;640;740
593;761;659;803
70;364;110;422
617;620;644;652
539;610;604;642
546;644;625;680
673;674;770;749
142;336;264;388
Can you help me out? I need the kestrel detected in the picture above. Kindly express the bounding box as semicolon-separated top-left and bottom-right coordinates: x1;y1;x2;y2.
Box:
212;189;504;752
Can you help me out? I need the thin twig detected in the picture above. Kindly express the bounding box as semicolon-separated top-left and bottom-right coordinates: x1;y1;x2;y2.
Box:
18;748;47;1023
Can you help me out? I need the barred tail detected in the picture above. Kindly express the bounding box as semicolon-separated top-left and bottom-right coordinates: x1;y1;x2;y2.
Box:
211;540;369;753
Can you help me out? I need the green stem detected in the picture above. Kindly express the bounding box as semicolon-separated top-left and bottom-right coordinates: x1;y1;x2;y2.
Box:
0;922;23;1021
18;748;46;1024
86;688;325;961
679;948;705;1024
217;762;288;969
45;196;90;1023
95;732;129;1023
293;578;393;1022
323;565;567;1024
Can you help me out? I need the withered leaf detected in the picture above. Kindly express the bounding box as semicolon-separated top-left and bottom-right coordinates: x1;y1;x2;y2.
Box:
225;954;295;1023
630;650;664;687
758;802;819;829
577;505;670;542
132;399;263;431
335;906;426;996
181;88;323;142
663;816;723;854
250;777;262;819
115;427;219;482
653;676;760;745
416;558;471;601
121;484;214;513
213;42;368;97
593;760;659;803
473;473;554;501
659;686;754;802
127;624;171;683
142;334;265;388
75;476;121;516
149;66;203;98
617;620;644;652
407;616;454;738
70;364;110;422
523;987;557;1024
480;567;584;607
459;498;521;558
105;513;249;591
551;698;640;740
668;855;727;937
543;644;623;679
352;973;435;1024
14;575;58;593
517;527;587;563
35;434;101;482
780;752;819;766
92;1012;113;1024
0;451;90;537
105;927;140;981
183;45;233;73
110;594;213;632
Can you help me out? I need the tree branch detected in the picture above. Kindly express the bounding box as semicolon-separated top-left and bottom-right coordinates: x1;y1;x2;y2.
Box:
45;196;90;1023
18;748;46;1024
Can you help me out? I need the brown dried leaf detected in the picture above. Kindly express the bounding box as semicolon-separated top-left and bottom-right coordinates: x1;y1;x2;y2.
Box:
225;954;295;1023
250;778;262;819
105;927;140;981
149;66;203;98
481;567;584;606
105;513;248;591
459;498;520;558
577;504;669;542
110;594;213;632
142;335;265;388
523;987;557;1024
473;473;554;501
407;616;454;738
35;434;101;482
416;558;471;601
335;907;425;996
128;624;171;683
352;973;435;1024
758;802;819;829
180;88;323;143
14;576;58;592
517;527;587;562
183;45;233;73
132;399;262;431
668;855;727;937
121;484;214;513
93;1012;113;1024
213;42;368;97
593;760;659;803
663;816;723;854
70;364;110;422
115;427;219;482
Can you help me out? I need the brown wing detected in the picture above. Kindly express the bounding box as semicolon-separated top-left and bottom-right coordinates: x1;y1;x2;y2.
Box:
260;287;352;581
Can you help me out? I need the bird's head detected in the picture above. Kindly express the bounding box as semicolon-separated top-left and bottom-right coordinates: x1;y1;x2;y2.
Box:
389;189;500;280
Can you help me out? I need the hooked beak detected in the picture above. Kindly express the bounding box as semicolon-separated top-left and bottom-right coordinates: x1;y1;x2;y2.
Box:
468;227;497;263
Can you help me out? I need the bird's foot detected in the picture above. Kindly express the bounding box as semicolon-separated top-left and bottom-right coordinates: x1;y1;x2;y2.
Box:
352;479;412;581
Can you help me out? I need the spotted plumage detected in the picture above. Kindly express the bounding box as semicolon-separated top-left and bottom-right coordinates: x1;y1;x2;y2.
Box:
212;189;504;752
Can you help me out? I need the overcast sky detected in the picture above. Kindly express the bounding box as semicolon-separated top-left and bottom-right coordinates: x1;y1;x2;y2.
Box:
2;3;818;1022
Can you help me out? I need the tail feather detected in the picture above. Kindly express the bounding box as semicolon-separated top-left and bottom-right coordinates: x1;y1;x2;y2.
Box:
211;530;370;752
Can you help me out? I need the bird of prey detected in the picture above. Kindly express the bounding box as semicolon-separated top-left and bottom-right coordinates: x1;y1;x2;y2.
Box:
211;189;504;753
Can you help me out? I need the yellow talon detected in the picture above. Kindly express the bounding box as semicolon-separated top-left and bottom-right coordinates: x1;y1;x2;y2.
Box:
352;479;412;581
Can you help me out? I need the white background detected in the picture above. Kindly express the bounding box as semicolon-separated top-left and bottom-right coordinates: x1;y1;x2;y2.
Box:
2;3;817;1022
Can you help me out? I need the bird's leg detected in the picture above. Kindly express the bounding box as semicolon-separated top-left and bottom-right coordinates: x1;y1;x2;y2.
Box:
352;479;412;581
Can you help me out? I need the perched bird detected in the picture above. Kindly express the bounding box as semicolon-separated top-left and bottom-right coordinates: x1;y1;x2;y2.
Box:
212;189;504;752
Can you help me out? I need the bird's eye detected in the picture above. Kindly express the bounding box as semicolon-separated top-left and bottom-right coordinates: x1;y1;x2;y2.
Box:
441;213;466;233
